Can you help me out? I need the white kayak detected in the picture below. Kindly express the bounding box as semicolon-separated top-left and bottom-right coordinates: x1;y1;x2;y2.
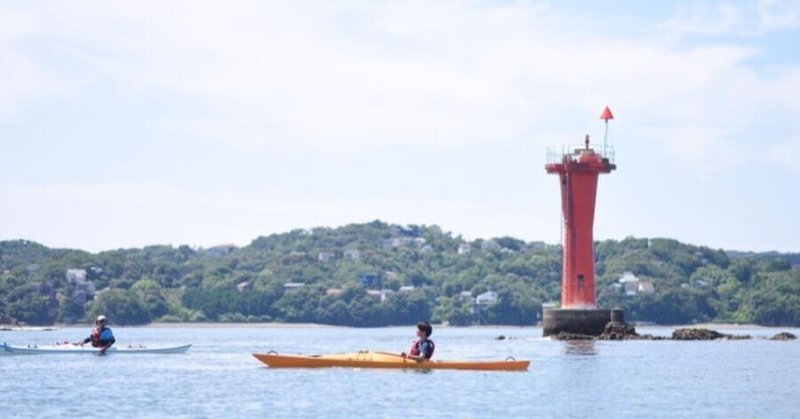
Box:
0;326;59;332
2;342;191;355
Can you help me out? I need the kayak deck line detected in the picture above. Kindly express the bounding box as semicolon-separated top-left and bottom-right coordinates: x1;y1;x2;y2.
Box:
252;350;530;371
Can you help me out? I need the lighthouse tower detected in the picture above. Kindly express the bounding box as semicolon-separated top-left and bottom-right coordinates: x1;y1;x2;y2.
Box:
541;107;623;336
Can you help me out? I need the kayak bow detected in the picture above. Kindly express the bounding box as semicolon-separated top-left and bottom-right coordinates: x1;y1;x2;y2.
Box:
252;351;529;371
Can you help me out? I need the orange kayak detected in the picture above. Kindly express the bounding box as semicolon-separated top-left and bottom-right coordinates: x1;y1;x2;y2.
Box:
252;351;529;371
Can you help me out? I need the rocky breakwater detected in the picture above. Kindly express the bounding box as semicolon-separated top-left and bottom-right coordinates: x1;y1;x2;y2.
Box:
596;321;661;340
551;322;794;341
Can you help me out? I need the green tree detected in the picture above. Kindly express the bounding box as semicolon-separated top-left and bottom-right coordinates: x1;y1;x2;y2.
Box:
90;289;150;325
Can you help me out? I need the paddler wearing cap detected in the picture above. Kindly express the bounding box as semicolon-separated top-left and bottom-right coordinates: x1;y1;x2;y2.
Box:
76;315;116;355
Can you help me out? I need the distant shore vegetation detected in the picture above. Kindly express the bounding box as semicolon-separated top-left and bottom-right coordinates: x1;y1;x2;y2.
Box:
1;221;798;327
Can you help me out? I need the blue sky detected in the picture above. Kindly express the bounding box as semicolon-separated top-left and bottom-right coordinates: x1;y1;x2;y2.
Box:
1;0;798;253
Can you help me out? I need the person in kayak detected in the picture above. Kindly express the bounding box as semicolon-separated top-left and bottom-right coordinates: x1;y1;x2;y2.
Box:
402;321;435;362
76;315;115;355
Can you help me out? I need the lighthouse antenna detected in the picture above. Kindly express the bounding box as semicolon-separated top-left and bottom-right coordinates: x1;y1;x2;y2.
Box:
599;106;614;156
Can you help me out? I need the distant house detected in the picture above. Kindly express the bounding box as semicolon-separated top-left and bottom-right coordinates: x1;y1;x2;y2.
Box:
326;288;344;296
66;268;95;303
457;243;471;255
618;271;655;296
343;250;360;261
282;251;310;264
236;281;250;292
383;237;425;249
618;271;640;296
318;252;336;263
476;291;498;306
618;271;638;283
66;269;87;282
367;289;394;302
283;282;305;292
387;238;405;248
399;285;415;292
623;282;639;296
638;280;655;294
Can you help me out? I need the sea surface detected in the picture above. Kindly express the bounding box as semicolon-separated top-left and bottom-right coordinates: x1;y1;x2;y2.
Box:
1;324;798;418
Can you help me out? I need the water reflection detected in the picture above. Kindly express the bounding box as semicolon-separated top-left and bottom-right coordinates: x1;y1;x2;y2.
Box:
564;340;596;356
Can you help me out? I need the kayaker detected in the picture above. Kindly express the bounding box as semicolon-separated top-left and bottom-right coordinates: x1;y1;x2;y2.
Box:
76;315;115;355
402;321;435;362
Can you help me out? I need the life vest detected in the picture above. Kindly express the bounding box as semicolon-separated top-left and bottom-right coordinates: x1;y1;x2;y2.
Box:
409;338;435;359
90;326;114;347
90;327;102;347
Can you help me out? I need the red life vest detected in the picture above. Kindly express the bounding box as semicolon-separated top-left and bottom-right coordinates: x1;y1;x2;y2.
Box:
409;338;435;359
90;327;102;347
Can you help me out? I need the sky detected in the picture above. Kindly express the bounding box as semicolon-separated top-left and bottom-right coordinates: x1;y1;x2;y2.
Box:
1;0;798;253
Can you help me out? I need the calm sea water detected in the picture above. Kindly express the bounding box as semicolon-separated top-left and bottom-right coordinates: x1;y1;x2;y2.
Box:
1;325;798;418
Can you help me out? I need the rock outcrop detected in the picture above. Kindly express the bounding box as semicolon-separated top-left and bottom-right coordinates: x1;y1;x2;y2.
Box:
671;328;751;340
770;332;797;341
550;323;754;341
598;321;639;340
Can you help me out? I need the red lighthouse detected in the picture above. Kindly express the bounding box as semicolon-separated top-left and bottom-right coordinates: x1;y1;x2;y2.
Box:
542;107;622;336
546;134;615;308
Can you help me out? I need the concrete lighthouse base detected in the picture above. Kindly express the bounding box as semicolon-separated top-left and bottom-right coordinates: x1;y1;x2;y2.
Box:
542;308;624;337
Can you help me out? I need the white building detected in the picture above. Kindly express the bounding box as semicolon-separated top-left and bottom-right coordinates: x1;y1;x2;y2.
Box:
618;271;655;296
638;280;655;294
66;269;87;283
618;271;639;296
476;291;498;306
283;282;305;292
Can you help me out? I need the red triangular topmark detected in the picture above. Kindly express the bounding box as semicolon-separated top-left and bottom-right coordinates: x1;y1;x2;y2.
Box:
599;106;614;120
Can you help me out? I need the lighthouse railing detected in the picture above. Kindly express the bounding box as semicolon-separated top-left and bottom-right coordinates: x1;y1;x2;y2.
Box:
546;144;615;164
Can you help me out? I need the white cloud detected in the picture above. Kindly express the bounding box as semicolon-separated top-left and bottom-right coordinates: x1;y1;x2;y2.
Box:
0;1;794;160
659;0;800;37
768;136;800;172
757;0;800;32
1;1;800;251
648;124;745;175
0;6;61;119
659;4;744;37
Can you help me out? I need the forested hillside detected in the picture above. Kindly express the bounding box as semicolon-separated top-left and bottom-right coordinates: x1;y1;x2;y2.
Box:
1;221;798;327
